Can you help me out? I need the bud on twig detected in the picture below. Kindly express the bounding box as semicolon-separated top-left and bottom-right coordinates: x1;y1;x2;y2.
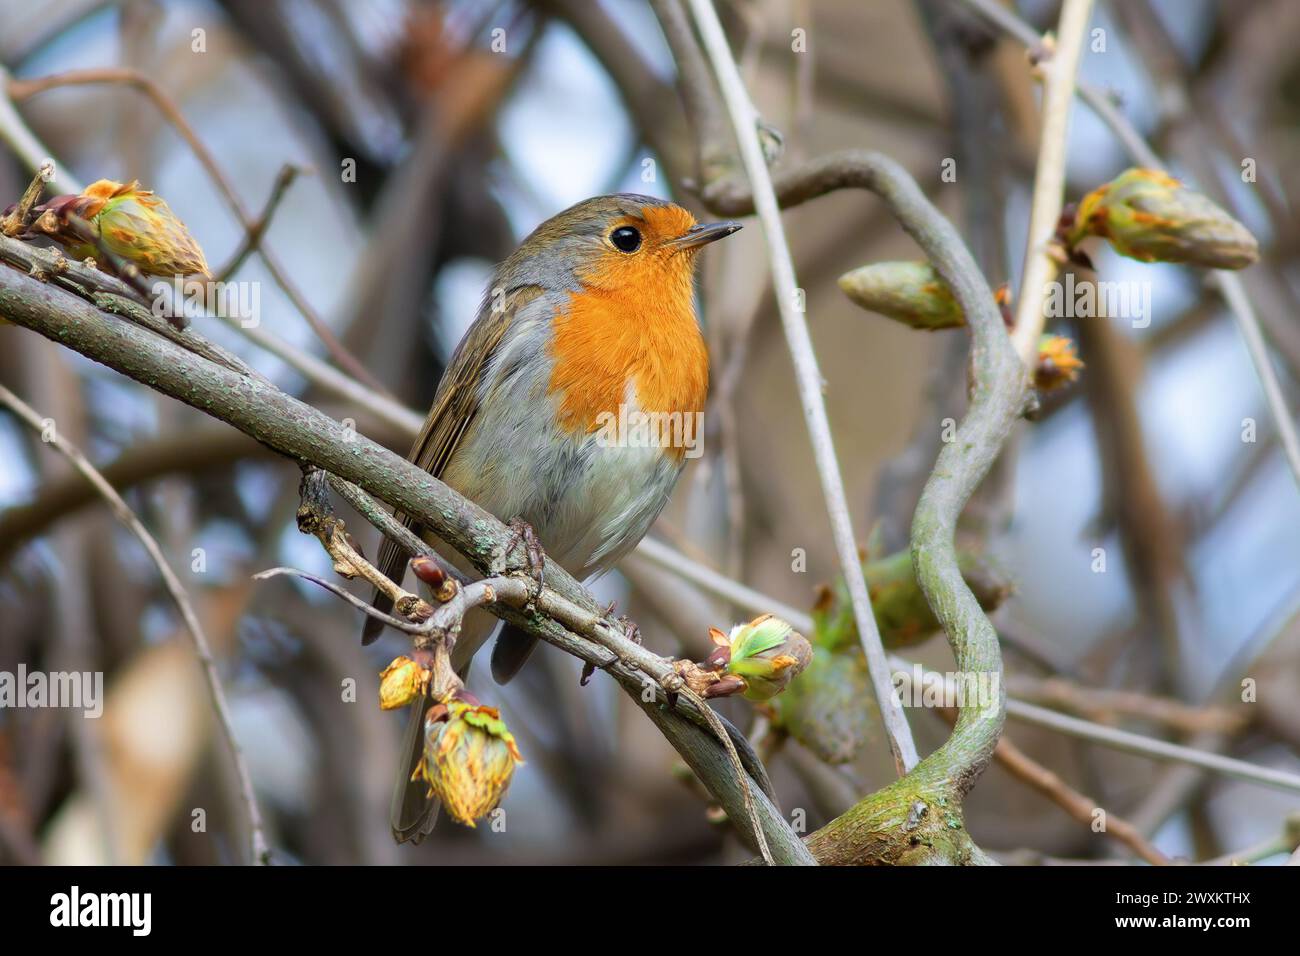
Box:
722;615;812;701
837;261;965;330
410;555;458;602
378;655;431;710
28;178;210;277
412;698;524;827
1066;168;1259;270
1034;334;1084;391
674;616;813;702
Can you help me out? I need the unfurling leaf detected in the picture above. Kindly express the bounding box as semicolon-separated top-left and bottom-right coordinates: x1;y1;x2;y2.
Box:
413;699;523;827
722;615;813;701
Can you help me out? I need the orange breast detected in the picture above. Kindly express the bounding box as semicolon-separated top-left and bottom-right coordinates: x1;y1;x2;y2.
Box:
547;265;708;459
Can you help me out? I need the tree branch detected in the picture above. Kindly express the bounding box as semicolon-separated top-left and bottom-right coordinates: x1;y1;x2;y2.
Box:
0;262;814;864
651;0;1031;863
1008;0;1095;364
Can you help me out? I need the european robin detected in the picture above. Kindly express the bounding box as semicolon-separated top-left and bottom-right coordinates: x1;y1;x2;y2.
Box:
364;193;740;841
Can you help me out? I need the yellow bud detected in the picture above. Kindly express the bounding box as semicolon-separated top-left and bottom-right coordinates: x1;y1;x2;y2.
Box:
378;656;429;710
1034;335;1084;391
413;700;523;827
31;179;210;278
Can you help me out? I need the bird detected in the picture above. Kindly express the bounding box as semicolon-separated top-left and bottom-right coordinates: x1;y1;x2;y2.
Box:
363;193;741;842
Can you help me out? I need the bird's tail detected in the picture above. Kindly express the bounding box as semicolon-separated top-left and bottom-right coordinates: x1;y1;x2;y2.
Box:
390;693;440;843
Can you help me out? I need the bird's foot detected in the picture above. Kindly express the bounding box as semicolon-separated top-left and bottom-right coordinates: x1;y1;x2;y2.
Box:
601;600;642;646
503;517;545;599
619;615;641;646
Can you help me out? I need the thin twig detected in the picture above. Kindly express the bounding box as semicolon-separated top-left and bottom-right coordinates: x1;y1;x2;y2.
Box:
1005;675;1248;735
295;468;435;622
1215;272;1300;489
217;313;424;437
325;474;459;577
1006;698;1300;796
253;566;428;633
995;734;1171;865
931;700;1169;865
0;382;271;865
1009;0;1095;364
683;0;918;774
212;163;305;282
0;67;81;194
0;163;51;237
6;67;390;394
683;686;773;864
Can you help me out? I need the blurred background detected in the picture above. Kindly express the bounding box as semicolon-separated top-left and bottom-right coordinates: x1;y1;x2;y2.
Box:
0;0;1297;865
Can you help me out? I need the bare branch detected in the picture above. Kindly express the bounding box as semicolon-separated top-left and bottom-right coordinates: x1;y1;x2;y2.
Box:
1009;0;1095;364
4;66;389;394
0;382;271;865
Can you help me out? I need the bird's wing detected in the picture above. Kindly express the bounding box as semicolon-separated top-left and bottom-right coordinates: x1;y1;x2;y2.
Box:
362;285;544;645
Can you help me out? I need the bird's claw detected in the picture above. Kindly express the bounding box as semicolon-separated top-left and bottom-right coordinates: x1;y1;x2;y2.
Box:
602;600;642;646
620;616;641;646
503;517;545;597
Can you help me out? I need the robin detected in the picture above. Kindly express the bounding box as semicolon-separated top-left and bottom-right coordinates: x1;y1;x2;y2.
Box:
364;193;741;842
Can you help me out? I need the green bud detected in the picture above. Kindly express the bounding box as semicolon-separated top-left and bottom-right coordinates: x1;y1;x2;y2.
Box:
719;614;813;702
837;261;964;330
816;548;1013;652
1069;167;1258;270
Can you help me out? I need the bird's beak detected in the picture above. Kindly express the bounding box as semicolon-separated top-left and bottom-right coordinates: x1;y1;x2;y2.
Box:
670;220;743;250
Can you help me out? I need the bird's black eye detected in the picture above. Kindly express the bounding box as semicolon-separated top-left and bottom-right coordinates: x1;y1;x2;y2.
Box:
610;226;642;253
